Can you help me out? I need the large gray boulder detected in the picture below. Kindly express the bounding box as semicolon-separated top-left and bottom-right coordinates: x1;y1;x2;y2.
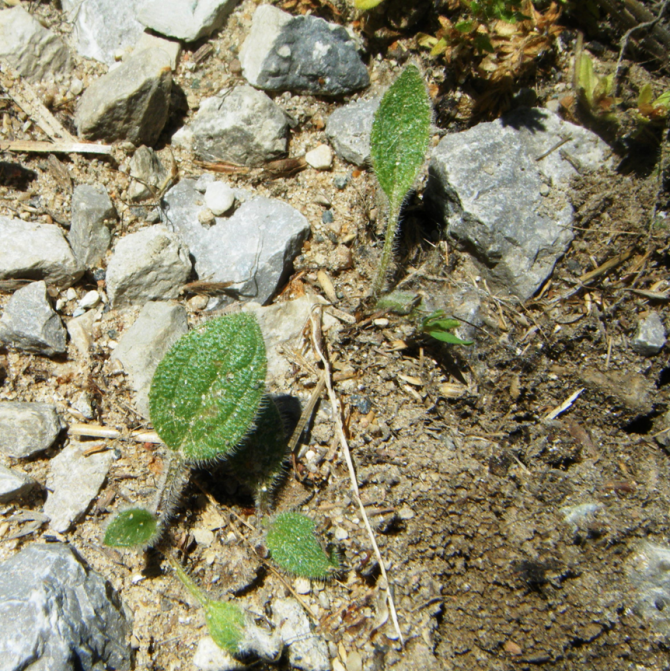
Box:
138;0;240;42
112;301;188;417
0;402;61;459
162;179;310;305
75;47;172;146
61;0;144;65
189;85;289;166
426;108;613;300
240;4;369;96
0;543;131;671
106;225;191;308
0;218;81;289
0;6;71;82
0;281;67;355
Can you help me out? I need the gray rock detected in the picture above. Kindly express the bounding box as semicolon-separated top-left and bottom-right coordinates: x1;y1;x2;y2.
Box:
190;85;289;166
0;465;37;503
68;185;116;268
0;402;61;458
629;543;670;639
138;0;240;42
272;598;330;671
0;6;71;82
111;301;188;417
193;637;245;671
128;146;168;201
61;0;144;65
0;281;67;355
131;32;181;70
631;311;666;356
66;308;99;358
0;543;131;671
326;97;379;166
426;108;613;300
75;47;172;146
240;5;369;96
0;218;81;289
162;179;309;305
44;442;113;533
106;225;191;308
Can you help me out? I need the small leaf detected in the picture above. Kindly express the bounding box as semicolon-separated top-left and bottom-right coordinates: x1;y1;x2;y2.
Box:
354;0;385;8
204;600;246;655
455;19;475;33
104;508;159;548
425;329;474;346
638;83;653;108
149;313;267;463
370;65;432;214
577;52;596;106
266;512;339;579
377;290;423;315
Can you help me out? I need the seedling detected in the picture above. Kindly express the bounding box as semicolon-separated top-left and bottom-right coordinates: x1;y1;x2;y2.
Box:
102;312;337;656
370;64;432;296
420;310;474;346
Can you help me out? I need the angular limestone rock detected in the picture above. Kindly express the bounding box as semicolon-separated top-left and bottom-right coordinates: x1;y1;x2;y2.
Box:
0;402;61;458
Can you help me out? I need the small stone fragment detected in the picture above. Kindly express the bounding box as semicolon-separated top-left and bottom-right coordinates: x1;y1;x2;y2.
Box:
0;281;67;355
294;577;311;595
0;465;37;503
0;6;71;82
76;47;172;146
273;598;330;671
305;144;333;170
0;543;132;670
128;146;169;201
61;0;144;65
69;184;116;268
44;441;113;533
193;636;246;671
0;402;61;458
326;97;380;166
132;32;181;70
190;85;289;166
66;308;99;357
631;311;666;356
0;217;81;289
111;301;188;416
240;5;369;96
204;181;236;216
78;290;101;310
106;225;191;308
138;0;240;42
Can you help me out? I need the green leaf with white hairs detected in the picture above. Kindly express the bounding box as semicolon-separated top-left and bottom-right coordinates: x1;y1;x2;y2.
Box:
370;64;432;214
266;512;340;579
149;313;267;463
204;600;246;655
104;508;159;548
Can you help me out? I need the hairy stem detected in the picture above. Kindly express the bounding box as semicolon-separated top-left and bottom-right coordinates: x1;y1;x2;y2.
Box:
372;204;400;297
151;450;190;523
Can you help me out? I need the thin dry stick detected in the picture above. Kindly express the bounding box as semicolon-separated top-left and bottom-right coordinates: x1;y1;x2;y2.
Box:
308;306;404;645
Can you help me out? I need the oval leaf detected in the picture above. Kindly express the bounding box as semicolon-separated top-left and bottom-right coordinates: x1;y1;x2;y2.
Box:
266;512;339;579
204;600;246;655
104;508;159;548
370;65;432;213
149;313;267;463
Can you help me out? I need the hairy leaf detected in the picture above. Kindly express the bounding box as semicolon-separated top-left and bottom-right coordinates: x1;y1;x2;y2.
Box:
104;508;159;548
205;600;246;655
266;512;339;579
149;313;267;463
370;65;432;214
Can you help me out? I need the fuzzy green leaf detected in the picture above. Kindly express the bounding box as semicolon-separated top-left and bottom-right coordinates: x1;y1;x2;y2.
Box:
425;329;473;346
149;313;267;463
370;65;432;213
104;508;159;548
204;600;246;655
376;290;423;315
266;512;339;579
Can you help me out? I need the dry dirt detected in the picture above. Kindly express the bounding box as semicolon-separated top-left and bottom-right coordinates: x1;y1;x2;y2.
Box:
1;1;670;670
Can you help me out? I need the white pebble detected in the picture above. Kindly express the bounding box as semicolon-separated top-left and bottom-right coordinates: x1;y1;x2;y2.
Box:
294;577;311;595
78;290;100;309
305;144;333;170
65;288;77;301
334;526;348;541
373;318;389;328
205;182;236;215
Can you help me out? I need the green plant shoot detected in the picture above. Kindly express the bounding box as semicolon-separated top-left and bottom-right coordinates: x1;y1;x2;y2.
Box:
266;512;340;579
421;310;473;346
370;64;432;295
354;0;385;9
149;313;267;463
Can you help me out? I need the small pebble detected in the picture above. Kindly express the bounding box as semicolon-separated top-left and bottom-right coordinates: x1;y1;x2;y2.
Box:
334;175;349;190
78;290;100;309
322;209;334;224
350;394;372;414
188;295;209;311
204;182;235;216
334;527;348;541
65;288;77;301
294;577;311;595
373;317;389;328
72;307;86;318
313;193;331;207
198;208;216;226
229;58;242;75
305;144;333;170
398;505;415;520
